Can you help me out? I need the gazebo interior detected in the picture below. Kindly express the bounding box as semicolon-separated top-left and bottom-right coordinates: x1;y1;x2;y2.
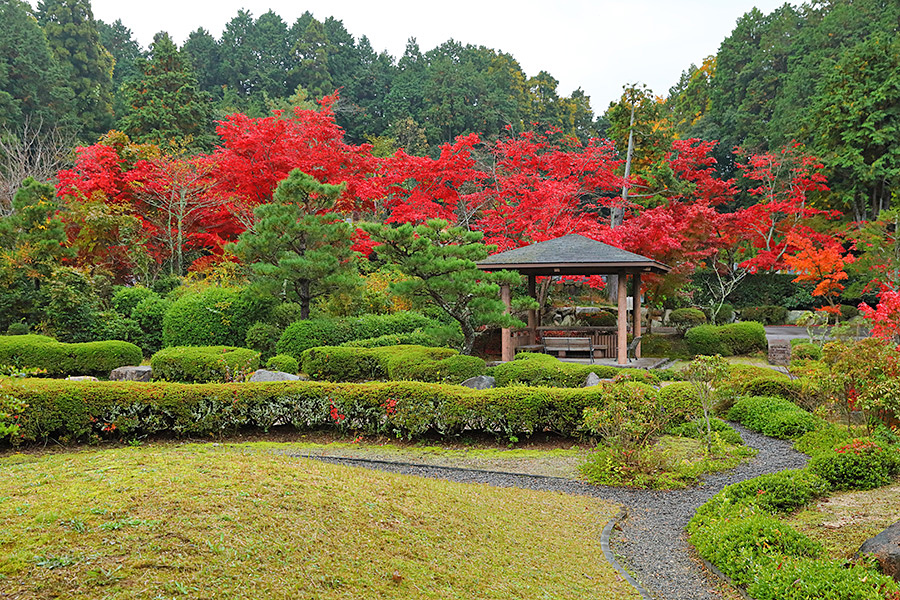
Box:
476;234;671;365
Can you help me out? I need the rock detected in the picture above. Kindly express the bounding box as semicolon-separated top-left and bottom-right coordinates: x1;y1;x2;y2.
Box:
65;376;98;381
459;375;495;390
857;520;900;580
109;366;152;382
584;372;602;387
248;369;301;382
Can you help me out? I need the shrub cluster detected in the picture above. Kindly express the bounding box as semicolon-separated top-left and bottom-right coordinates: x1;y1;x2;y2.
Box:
668;307;707;334
790;341;822;361
727;395;822;439
808;438;900;490
492;353;622;387
740;305;788;325
2;378;643;444
265;354;299;374
0;335;142;377
667;417;743;446
162;287;274;348
684;322;767;356
277;312;440;358
300;345;485;384
150;346;261;383
656;382;702;424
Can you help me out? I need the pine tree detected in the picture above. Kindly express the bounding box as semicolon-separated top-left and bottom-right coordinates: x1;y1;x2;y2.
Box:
37;0;114;141
118;32;214;151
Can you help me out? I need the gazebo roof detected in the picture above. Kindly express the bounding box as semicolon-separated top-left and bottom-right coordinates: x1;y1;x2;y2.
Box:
477;234;670;276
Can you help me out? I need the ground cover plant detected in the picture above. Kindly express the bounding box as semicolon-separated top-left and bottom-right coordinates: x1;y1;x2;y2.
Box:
0;444;638;600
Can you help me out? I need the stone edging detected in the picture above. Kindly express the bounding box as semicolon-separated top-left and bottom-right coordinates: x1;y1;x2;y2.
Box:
601;508;654;600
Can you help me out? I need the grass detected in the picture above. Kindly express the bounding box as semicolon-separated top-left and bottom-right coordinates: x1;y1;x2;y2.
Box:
0;444;638;600
783;480;900;561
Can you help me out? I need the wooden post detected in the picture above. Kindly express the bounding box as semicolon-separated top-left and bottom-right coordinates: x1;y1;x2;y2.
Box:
501;283;513;362
633;272;642;359
617;273;627;365
527;274;537;345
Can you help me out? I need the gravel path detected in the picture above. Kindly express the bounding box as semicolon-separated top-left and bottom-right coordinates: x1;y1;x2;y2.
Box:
299;423;808;600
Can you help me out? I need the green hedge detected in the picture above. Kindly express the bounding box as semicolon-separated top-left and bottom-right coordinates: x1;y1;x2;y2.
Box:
741;376;805;403
669;307;707;334
162;287;274;348
684;322;767;356
266;354;299;374
277;312;439;358
150;346;261;383
2;378;638;444
740;305;788;325
0;335;142;377
727;395;822;439
656;382;702;424
300;345;485;384
808;438;900;491
492;353;622;387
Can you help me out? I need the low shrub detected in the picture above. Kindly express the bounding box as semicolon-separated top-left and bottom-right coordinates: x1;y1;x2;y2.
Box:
711;469;831;515
684;322;767;357
130;296;171;356
838;304;859;322
612;370;660;386
6;323;28;335
683;325;725;355
704;303;734;325
0;335;142;377
740;305;788;325
111;286;158;317
245;322;281;360
669;307;707;334
340;331;436;348
2;378;616;444
808;438;900;490
162;287;273;348
277;312;438;358
301;345;485;384
639;334;690;359
727;395;822;439
150;346;260;383
492;353;620;387
656;382;701;424
741;376;803;401
789;341;822;362
266;354;299;374
668;417;743;446
749;557;897;600
581;310;617;327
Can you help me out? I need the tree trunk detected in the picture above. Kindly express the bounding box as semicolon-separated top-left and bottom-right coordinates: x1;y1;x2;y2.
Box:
300;280;311;320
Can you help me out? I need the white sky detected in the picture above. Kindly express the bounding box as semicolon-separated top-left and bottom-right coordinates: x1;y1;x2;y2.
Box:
80;0;790;112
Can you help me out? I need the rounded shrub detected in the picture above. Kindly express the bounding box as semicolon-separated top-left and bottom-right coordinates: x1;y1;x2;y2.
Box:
130;296;171;356
0;335;142;377
162;287;269;348
727;395;821;439
704;303;734;325
271;302;303;329
301;345;485;384
150;346;261;383
668;417;743;446
740;305;788;325
684;325;725;356
717;321;767;355
656;382;701;424
277;319;355;359
92;310;141;343
341;331;437;348
741;376;803;402
112;286;158;317
808;438;900;490
266;353;299;374
245;322;281;360
492;352;619;387
790;342;822;361
6;322;28;335
669;307;707;334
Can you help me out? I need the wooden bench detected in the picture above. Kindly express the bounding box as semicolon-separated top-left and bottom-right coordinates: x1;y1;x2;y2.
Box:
543;337;594;363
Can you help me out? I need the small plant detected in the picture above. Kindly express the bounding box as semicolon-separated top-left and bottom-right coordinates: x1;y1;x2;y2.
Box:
686;354;729;453
0;391;26;439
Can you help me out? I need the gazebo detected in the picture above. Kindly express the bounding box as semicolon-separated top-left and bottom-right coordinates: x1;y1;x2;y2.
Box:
476;234;670;364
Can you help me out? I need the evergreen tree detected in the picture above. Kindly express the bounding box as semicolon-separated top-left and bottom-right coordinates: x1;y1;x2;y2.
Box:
0;0;74;131
232;169;356;320
289;14;334;99
118;32;214;151
97;18;143;87
37;0;114;141
183;27;222;96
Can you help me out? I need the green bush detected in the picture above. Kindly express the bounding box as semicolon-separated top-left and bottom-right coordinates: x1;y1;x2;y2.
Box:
340;331;437;348
111;286;158;317
92;310;141;343
790;342;822;361
150;346;261;383
266;354;299;374
668;307;707;334
684;325;725;355
582;310;617;326
130;296;171;356
277;312;439;358
162;287;273;348
668;417;743;446
704;303;734;325
685;322;767;356
245;322;281;360
749;558;897;600
727;396;821;439
301;345;485;384
808;438;900;490
6;323;28;335
656;382;701;424
612;370;660;386
639;334;690;359
838;304;859;322
740;305;788;325
0;335;142;377
492;353;620;387
741;376;804;403
4;378;614;444
711;469;831;514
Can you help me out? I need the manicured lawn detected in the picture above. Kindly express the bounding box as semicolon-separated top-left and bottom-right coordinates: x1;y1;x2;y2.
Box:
0;444;637;600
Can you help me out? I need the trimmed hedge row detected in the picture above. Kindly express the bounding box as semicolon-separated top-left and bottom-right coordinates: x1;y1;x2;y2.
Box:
277;312;441;358
492;353;622;387
0;335;142;377
150;346;261;383
2;378;649;444
684;321;767;356
300;345;485;384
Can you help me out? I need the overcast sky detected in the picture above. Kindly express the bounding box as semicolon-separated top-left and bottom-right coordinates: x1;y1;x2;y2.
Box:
79;0;790;112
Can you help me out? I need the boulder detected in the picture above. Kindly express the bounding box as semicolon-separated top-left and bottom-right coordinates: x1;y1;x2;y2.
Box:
459;375;495;390
109;366;152;382
65;376;98;381
248;369;301;382
584;372;602;387
857;520;900;580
